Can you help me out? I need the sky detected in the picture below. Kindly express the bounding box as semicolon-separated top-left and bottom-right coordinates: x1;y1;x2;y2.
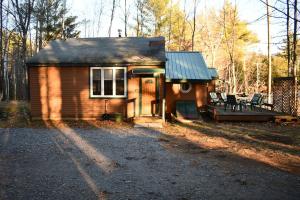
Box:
67;0;285;54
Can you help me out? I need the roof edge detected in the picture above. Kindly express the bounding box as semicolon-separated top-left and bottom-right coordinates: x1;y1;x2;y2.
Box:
26;61;166;67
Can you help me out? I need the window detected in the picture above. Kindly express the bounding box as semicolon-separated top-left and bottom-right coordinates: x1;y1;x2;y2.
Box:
180;82;192;93
90;67;127;97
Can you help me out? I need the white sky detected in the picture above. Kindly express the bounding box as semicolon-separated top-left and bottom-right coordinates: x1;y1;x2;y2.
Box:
67;0;285;54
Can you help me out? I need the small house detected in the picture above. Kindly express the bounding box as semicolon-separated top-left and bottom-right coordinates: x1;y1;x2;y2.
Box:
27;37;217;121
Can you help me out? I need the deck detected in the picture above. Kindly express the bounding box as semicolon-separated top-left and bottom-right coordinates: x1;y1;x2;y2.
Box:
207;105;284;122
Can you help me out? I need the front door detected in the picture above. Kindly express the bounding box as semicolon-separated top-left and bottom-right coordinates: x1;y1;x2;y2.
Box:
141;77;156;115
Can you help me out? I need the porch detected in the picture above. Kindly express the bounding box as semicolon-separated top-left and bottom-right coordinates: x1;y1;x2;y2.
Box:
126;67;166;124
207;105;284;122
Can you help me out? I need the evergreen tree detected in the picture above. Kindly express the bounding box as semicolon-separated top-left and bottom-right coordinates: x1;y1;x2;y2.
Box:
34;0;80;49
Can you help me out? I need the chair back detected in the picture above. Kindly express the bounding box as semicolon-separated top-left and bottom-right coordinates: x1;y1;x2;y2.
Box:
220;92;227;101
258;95;265;105
226;95;237;104
250;93;262;104
209;92;218;99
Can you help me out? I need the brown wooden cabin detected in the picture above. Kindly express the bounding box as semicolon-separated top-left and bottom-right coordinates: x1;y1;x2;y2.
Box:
27;37;217;121
165;52;217;118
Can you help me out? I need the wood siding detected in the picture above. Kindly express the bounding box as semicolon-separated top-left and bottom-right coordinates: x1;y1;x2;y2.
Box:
29;65;164;120
29;66;125;120
165;81;215;115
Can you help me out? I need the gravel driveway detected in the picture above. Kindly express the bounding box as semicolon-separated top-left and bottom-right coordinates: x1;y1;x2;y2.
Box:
0;126;299;200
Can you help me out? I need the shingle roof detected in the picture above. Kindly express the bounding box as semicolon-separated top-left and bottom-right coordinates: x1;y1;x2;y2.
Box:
166;52;213;81
27;37;165;66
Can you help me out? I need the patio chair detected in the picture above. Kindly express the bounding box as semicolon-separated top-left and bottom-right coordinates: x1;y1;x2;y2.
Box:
247;93;262;110
209;92;220;105
220;92;227;104
254;95;265;111
224;95;242;111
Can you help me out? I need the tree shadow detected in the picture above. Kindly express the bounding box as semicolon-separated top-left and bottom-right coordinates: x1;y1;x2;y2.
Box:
157;121;300;174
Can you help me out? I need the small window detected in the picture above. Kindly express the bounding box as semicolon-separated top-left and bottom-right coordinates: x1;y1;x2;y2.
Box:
90;67;127;98
180;82;192;93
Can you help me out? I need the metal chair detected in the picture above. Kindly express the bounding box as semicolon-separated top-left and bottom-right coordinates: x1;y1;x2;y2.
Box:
209;92;220;105
220;92;227;104
225;95;242;111
247;93;262;110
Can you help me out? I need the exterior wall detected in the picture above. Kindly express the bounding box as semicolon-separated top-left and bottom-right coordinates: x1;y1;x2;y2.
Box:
29;65;164;120
165;81;215;115
127;66;164;117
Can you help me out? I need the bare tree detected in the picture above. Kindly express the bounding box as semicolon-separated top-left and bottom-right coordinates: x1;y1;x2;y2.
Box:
287;0;290;74
167;0;172;48
135;0;148;37
124;0;128;37
222;2;237;94
0;0;4;100
266;0;272;103
180;0;189;50
96;0;104;37
11;0;35;100
191;0;198;51
292;0;297;76
108;0;116;37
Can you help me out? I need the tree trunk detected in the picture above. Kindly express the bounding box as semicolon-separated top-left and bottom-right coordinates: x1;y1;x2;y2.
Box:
168;0;172;49
243;57;248;94
108;0;116;37
0;0;3;101
39;19;43;50
287;0;290;75
292;0;297;76
267;0;272;103
292;0;298;116
124;0;127;37
191;0;197;51
256;62;260;93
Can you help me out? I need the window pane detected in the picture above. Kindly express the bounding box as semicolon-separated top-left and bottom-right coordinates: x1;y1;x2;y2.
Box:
182;83;189;90
116;80;124;95
92;69;101;95
103;69;113;95
104;80;113;95
104;69;113;80
116;69;124;80
116;69;125;95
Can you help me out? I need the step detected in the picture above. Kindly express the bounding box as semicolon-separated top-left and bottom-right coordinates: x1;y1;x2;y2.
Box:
134;122;163;128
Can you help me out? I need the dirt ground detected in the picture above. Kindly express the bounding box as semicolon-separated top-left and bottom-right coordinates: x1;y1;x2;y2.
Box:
0;102;300;199
161;120;300;175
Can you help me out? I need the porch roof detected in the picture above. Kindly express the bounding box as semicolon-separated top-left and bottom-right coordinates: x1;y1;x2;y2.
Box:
165;51;216;82
131;68;165;74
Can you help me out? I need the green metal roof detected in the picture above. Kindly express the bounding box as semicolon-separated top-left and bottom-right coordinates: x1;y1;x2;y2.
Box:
131;68;165;74
208;68;218;79
166;52;213;82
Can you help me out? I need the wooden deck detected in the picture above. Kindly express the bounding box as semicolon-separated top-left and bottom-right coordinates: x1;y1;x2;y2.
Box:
207;105;284;122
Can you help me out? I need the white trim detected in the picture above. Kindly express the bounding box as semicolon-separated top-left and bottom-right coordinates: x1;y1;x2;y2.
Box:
90;67;127;98
113;69;116;96
180;82;192;93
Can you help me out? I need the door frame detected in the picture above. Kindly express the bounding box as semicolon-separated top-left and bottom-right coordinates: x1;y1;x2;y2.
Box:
139;77;158;116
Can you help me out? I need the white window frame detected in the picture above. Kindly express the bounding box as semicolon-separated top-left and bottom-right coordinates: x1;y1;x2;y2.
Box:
90;67;127;98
